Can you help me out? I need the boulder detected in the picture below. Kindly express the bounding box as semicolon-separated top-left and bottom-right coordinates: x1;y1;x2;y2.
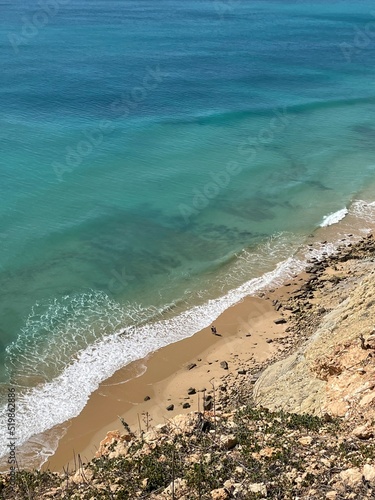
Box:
95;430;122;457
211;488;230;500
339;468;363;487
352;424;373;440
248;483;267;496
220;434;238;450
363;464;375;483
274;317;287;325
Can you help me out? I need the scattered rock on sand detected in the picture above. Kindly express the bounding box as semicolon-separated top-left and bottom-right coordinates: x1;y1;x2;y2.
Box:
166;404;174;411
274;317;287;325
204;395;213;411
220;361;229;370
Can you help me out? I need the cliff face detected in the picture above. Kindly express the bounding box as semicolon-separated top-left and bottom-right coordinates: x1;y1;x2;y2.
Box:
254;237;375;425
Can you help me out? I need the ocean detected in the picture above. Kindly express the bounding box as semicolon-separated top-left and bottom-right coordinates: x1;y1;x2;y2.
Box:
1;0;375;468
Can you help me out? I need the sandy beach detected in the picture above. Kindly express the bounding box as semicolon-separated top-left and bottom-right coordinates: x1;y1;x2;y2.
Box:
46;274;306;472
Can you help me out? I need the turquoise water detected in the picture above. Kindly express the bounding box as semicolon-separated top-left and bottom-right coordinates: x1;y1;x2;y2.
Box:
1;0;375;466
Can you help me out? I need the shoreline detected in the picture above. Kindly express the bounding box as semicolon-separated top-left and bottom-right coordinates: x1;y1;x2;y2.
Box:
43;212;375;472
4;200;375;473
46;288;299;471
46;204;375;472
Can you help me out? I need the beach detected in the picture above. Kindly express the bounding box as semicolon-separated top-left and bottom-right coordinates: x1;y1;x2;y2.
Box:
38;201;375;472
46;265;321;471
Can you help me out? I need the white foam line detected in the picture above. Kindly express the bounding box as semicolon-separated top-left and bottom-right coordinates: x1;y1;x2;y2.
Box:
0;255;305;466
351;200;375;224
320;207;348;227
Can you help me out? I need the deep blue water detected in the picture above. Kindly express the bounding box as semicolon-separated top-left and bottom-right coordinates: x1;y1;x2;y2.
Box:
1;0;375;466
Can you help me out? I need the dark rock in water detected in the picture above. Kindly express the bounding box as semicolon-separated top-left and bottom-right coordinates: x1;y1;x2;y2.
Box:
220;361;229;370
187;387;196;395
274;317;287;324
187;363;197;370
144;396;151;401
182;402;190;409
166;404;174;411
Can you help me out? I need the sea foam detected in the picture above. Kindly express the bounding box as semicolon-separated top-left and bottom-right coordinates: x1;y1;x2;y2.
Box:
320;208;348;227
